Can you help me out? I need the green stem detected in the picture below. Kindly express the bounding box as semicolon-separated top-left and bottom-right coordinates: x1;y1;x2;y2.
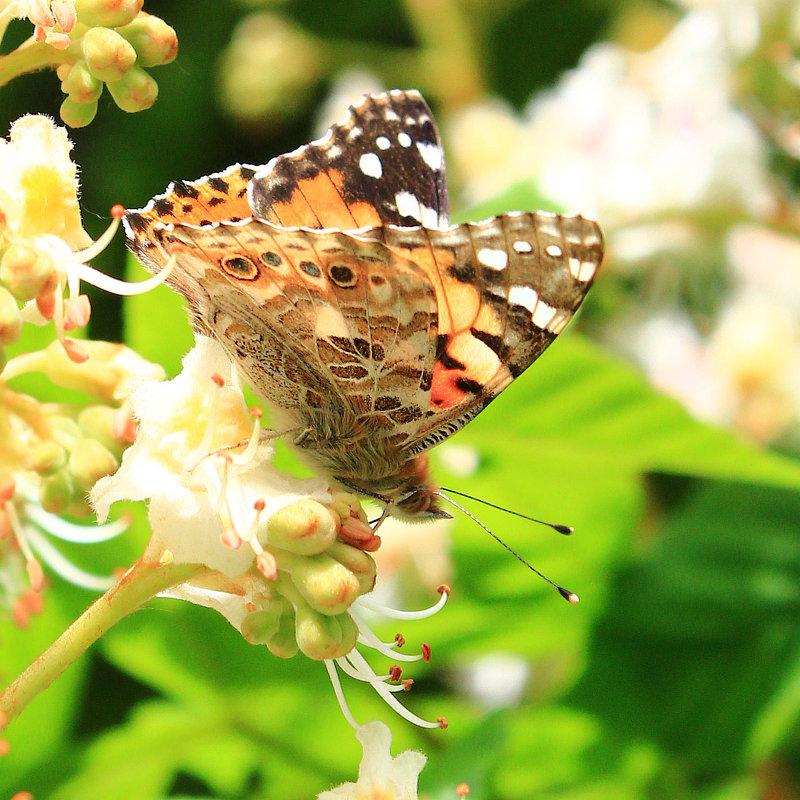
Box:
0;556;207;725
0;37;69;87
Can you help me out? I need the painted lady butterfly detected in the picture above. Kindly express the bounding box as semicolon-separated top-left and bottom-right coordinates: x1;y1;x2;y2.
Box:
124;90;603;520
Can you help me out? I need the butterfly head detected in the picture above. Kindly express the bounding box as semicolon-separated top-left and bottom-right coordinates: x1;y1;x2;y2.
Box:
386;455;452;521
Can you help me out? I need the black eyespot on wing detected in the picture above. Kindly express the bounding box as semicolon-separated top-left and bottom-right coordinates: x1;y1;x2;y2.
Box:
300;260;321;277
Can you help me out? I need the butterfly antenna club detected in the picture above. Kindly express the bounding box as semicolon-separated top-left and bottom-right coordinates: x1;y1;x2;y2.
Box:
436;491;579;604
439;487;573;534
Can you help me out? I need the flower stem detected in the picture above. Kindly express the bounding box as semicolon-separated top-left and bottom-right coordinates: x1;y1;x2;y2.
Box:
0;556;206;725
0;38;69;88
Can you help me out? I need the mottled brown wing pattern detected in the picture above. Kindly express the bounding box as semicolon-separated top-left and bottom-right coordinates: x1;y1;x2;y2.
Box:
248;89;448;230
145;219;439;467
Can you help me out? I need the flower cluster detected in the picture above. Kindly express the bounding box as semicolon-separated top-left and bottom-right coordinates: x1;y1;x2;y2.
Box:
92;336;450;729
0;0;177;127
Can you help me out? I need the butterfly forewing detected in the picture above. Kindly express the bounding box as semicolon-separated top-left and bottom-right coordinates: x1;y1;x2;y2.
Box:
374;212;603;455
248;89;449;230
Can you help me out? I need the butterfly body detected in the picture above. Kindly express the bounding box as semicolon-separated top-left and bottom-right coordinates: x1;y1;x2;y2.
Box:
125;90;603;519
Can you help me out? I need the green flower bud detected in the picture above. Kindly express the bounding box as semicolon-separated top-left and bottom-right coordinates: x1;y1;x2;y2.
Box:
69;437;118;491
331;611;359;659
61;61;103;103
295;603;348;660
75;0;142;29
0;244;56;302
241;604;282;645
29;441;68;475
82;27;137;82
40;468;75;515
328;541;377;595
77;405;127;458
107;66;157;112
0;286;22;347
286;552;361;616
60;96;99;128
265;601;299;658
117;14;177;67
266;498;337;556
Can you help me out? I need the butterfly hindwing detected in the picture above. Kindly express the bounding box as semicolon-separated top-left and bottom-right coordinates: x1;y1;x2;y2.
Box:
149;219;439;452
248;89;449;230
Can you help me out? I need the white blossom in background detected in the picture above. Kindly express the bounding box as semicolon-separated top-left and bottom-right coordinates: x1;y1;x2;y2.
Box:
453;652;531;709
447;9;773;224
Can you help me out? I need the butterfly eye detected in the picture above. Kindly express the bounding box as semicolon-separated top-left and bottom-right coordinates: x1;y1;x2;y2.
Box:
222;256;258;280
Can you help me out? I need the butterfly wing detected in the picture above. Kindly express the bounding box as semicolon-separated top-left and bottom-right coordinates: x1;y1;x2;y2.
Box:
248;89;449;230
367;212;604;455
142;219;439;456
124;163;259;250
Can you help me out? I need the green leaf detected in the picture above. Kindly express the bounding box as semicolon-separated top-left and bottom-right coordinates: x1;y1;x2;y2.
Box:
567;474;800;776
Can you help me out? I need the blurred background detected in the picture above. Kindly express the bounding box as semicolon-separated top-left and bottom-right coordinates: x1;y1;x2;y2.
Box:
4;1;800;798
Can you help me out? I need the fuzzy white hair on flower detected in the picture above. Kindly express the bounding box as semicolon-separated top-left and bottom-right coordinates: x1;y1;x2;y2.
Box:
317;720;426;800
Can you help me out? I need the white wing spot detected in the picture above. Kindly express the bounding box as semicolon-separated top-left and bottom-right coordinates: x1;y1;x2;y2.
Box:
359;152;383;179
545;244;563;258
376;136;391;150
570;256;597;282
385;109;400;122
421;204;440;228
508;285;539;313
532;300;557;329
477;247;508;271
513;240;532;254
398;132;412;147
348;126;362;140
395;191;422;222
416;141;443;171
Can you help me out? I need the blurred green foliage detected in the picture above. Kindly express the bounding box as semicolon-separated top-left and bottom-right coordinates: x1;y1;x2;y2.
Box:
3;1;800;799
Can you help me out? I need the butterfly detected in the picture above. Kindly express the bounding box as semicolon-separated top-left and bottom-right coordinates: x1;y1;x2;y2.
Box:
124;89;603;520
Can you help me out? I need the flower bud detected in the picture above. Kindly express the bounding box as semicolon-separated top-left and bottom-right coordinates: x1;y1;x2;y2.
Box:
0;244;57;302
39;468;75;514
331;611;359;658
266;498;337;556
75;0;142;28
61;61;103;103
61;96;99;128
295;604;349;660
241;604;282;645
0;287;22;347
107;66;157;112
265;601;299;658
82;27;137;82
69;437;118;491
286;552;361;615
29;441;67;475
117;14;177;67
328;541;376;595
77;405;128;458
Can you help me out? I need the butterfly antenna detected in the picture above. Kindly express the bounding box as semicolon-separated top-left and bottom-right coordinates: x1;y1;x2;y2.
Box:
436;491;579;604
439;487;573;535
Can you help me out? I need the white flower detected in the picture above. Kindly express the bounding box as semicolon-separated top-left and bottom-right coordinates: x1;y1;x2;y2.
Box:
318;721;426;800
447;9;772;224
91;335;330;578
